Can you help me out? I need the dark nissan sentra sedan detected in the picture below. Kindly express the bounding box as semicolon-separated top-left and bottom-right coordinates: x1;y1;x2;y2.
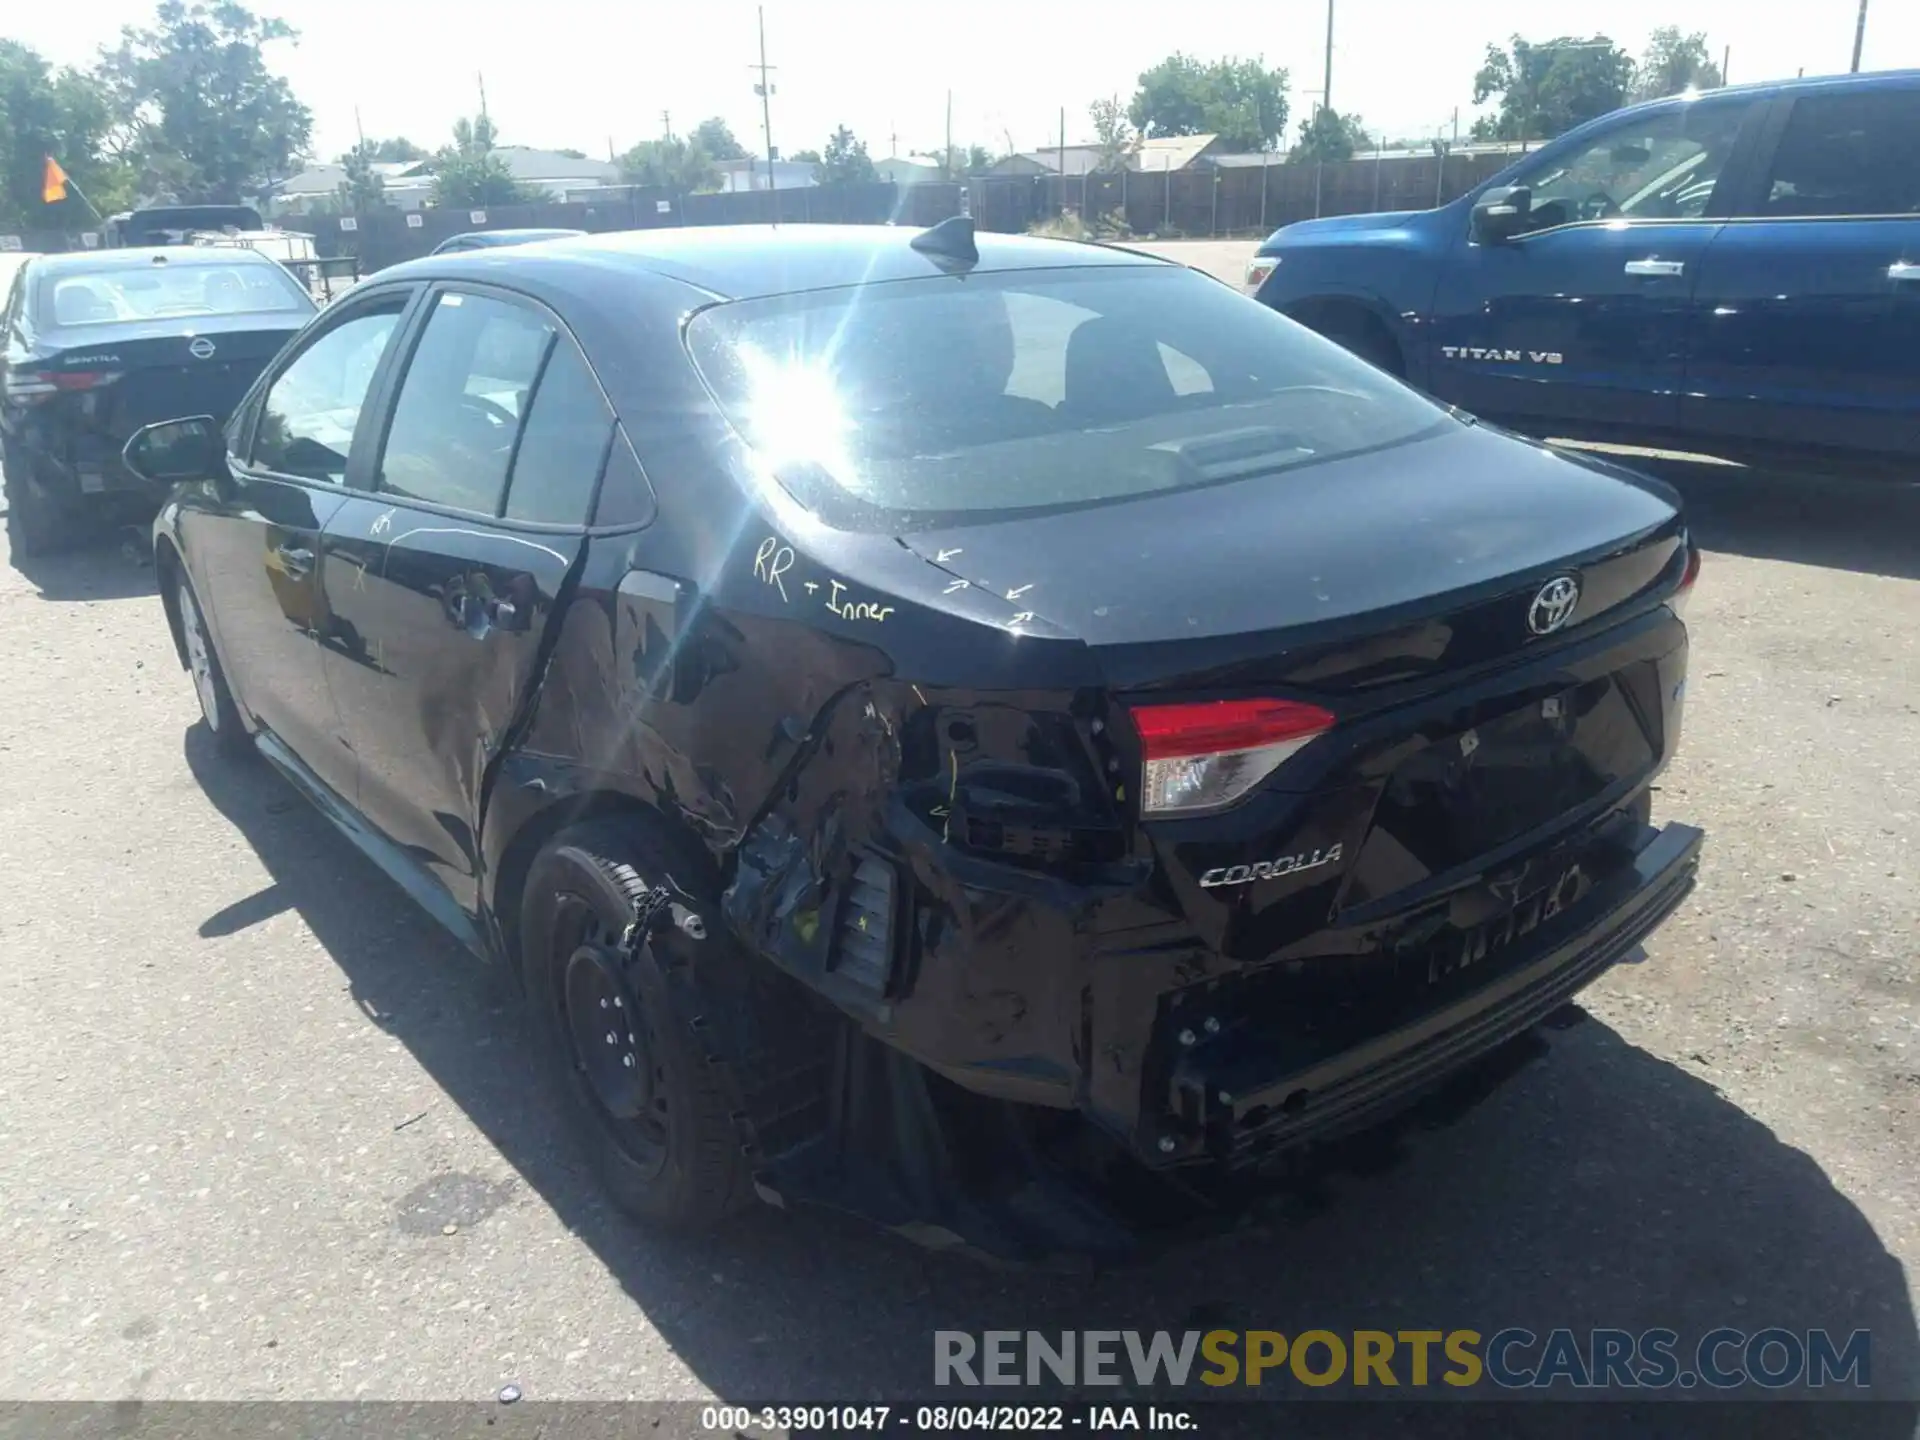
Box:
130;220;1703;1260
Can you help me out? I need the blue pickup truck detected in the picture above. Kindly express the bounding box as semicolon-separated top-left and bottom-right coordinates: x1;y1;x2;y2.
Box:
1250;70;1920;480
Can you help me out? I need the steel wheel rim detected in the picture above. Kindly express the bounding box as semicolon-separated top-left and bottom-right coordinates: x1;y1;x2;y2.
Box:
553;896;670;1172
178;582;221;730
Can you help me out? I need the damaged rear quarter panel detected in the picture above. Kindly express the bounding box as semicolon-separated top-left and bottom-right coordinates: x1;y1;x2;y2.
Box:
500;458;1147;1111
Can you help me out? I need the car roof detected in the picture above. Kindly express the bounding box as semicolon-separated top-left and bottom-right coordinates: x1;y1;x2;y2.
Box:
443;228;588;246
26;246;286;279
1619;65;1920;113
387;222;1171;303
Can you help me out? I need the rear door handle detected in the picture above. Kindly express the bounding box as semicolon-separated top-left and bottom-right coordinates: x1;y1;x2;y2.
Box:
1890;261;1920;284
1623;259;1686;277
275;544;314;579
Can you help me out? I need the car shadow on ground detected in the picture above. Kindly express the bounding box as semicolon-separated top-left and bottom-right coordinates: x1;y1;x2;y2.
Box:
5;525;160;602
184;730;1920;1435
1618;460;1920;583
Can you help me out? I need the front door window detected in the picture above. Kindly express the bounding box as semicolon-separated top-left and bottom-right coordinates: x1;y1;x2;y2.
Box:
1506;100;1755;234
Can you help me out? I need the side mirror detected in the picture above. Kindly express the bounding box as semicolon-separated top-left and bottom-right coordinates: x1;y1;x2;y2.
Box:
1471;185;1532;244
123;415;225;486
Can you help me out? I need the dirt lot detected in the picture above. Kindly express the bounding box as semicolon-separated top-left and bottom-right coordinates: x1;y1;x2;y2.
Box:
0;251;1915;1412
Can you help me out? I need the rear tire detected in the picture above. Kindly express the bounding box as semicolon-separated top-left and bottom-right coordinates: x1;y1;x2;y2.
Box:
174;573;249;756
519;818;753;1231
3;456;69;560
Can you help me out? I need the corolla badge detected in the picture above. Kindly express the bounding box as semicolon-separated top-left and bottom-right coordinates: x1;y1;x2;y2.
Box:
1199;843;1343;889
1527;574;1581;636
188;337;216;359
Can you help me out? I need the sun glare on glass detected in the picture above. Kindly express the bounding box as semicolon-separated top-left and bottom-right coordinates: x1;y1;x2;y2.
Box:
736;342;855;480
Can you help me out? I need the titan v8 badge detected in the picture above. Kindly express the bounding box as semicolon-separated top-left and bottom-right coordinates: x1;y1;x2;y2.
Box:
1440;345;1564;364
1199;844;1343;889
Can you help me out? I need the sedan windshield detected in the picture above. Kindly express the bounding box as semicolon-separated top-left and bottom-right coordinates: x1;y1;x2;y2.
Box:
685;264;1453;531
38;261;312;328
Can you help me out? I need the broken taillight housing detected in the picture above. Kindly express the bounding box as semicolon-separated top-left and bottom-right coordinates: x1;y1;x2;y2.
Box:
1668;543;1701;621
1130;698;1336;817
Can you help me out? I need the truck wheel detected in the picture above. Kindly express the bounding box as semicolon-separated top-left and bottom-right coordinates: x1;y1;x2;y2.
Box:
174;573;249;756
1304;308;1404;377
4;458;68;560
519;819;753;1231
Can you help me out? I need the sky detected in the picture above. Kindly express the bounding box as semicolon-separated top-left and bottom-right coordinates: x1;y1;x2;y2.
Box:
9;0;1918;165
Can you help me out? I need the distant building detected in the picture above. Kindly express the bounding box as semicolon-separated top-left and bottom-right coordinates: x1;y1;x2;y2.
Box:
268;146;620;214
872;156;943;185
985;133;1228;178
713;158;819;191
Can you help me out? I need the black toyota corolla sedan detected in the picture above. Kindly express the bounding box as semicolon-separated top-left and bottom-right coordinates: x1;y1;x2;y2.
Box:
130;219;1703;1259
2;247;316;557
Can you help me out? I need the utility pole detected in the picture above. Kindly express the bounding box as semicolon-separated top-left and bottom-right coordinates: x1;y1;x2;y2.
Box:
1059;106;1066;216
945;90;953;178
477;73;488;122
752;6;778;199
1722;45;1731;86
354;107;365;149
1322;0;1335;113
1851;0;1869;72
661;111;672;142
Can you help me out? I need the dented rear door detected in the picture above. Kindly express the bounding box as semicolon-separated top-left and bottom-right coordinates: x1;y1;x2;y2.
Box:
314;285;612;914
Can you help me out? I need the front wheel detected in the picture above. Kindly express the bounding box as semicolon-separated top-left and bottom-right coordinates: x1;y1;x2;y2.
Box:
175;574;248;755
519;819;754;1230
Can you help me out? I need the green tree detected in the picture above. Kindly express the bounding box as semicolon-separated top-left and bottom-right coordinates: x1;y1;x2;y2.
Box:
336;140;385;210
431;113;538;206
0;41;136;227
916;143;994;181
367;136;426;162
1634;27;1723;100
1290;107;1370;163
814;125;876;185
1470;36;1635;144
95;1;313;203
1128;54;1288;152
690;117;746;161
788;148;822;165
1089;96;1132;171
617;136;720;192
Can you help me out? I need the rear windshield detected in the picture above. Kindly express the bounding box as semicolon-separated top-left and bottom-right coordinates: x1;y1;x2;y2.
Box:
685;264;1452;530
36;261;312;329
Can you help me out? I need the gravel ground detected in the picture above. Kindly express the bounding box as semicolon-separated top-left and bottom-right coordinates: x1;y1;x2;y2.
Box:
0;260;1915;1415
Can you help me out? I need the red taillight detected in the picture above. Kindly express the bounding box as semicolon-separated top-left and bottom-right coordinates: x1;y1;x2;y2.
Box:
4;369;120;404
47;370;118;391
1129;698;1336;816
1670;544;1701;619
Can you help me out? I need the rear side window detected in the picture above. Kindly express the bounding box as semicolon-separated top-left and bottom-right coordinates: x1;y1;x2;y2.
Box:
685;265;1451;531
502;340;614;524
253;299;407;483
377;292;554;513
1760;89;1920;217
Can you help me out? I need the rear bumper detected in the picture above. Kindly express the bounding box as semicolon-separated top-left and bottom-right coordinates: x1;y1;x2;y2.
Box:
1159;819;1703;1168
11;421;162;503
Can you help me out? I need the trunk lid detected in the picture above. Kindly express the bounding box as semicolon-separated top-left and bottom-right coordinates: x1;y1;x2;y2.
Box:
900;421;1694;957
898;421;1688;695
34;316;301;460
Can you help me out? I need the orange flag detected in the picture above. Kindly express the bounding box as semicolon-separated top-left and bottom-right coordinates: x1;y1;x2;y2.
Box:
42;157;70;205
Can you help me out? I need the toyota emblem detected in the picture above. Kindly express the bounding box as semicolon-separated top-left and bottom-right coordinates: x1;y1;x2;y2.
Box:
1527;575;1581;636
188;337;216;359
